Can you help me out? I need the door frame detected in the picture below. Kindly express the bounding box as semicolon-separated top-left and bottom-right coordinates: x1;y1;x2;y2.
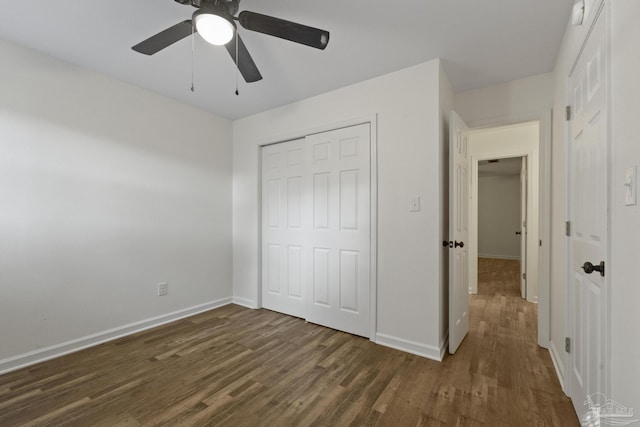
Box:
257;115;379;340
462;111;552;349
520;156;528;299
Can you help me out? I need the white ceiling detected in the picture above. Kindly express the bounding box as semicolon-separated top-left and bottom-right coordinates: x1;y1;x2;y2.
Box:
0;1;573;120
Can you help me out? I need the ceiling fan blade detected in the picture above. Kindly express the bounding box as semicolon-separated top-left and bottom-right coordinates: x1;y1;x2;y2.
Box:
132;20;193;55
225;34;263;83
238;11;329;50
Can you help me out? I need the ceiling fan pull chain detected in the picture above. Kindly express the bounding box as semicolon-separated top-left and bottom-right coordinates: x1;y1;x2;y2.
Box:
235;30;239;96
190;21;195;92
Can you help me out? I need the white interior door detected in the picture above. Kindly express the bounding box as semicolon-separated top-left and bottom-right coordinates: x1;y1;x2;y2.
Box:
261;138;307;319
261;124;371;338
449;111;470;354
305;124;371;338
520;157;528;299
568;4;609;420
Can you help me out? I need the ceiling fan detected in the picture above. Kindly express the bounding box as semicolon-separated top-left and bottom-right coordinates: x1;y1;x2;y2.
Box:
132;0;330;83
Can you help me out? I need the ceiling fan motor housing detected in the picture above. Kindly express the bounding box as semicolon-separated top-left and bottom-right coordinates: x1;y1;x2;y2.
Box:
175;0;240;16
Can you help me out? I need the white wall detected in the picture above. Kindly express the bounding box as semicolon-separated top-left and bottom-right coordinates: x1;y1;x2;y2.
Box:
609;0;640;413
233;60;451;360
454;73;553;126
0;40;233;372
478;175;521;259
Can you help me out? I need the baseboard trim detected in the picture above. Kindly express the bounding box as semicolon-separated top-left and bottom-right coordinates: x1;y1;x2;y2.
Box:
232;296;258;309
375;333;444;362
0;297;232;375
549;340;567;394
478;254;520;260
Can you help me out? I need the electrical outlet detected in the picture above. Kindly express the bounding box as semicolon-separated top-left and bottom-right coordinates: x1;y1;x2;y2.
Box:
158;282;168;296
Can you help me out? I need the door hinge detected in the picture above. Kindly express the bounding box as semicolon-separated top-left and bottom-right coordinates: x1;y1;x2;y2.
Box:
565;221;571;237
523;272;527;280
539;239;542;247
565;337;571;353
566;105;572;121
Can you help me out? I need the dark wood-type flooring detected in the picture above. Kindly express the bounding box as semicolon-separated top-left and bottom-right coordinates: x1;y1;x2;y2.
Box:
0;258;578;426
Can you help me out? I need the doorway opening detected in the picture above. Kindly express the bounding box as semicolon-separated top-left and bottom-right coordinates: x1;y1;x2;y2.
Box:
466;121;546;347
476;156;528;299
469;122;540;302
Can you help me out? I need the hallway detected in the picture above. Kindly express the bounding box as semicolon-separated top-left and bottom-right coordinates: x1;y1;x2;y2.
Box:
458;257;579;425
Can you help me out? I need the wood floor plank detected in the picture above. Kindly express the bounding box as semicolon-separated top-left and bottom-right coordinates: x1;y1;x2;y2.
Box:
0;258;578;426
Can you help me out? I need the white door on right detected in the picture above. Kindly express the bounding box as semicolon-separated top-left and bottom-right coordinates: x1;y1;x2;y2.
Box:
568;4;609;421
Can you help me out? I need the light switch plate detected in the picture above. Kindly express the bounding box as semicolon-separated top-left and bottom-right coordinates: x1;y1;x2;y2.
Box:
624;166;637;206
410;197;421;212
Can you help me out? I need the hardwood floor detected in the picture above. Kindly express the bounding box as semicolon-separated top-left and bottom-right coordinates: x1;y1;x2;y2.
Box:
0;259;577;426
477;256;522;297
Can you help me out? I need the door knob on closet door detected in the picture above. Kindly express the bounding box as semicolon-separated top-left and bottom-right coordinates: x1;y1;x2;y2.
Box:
582;261;605;277
443;240;464;248
515;231;522;235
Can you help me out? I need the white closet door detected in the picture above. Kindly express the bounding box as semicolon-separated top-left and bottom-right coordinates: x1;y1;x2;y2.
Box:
305;124;371;337
261;138;307;319
261;124;371;337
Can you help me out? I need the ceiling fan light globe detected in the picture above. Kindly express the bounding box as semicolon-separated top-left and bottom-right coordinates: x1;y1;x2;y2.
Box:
194;10;236;45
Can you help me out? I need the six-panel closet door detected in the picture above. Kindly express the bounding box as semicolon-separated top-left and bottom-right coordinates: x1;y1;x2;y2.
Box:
261;123;371;338
261;138;307;319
